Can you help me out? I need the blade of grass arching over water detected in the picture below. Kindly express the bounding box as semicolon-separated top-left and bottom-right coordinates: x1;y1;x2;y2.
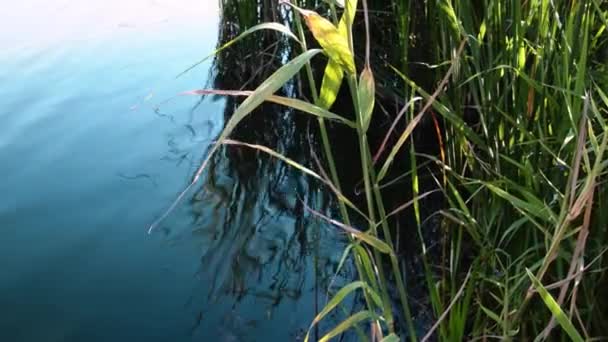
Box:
219;139;369;221
176;22;302;78
303;204;394;254
319;311;375;342
148;49;322;233
304;281;382;342
182;89;357;128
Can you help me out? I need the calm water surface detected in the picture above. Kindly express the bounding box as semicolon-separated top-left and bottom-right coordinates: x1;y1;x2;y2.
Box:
0;1;350;340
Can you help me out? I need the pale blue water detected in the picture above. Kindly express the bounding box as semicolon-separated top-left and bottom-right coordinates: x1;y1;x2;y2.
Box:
0;1;351;341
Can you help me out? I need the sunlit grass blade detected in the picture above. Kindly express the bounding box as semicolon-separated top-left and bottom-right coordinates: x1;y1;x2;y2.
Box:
220;139;367;220
304;281;382;342
183;89;356;128
526;269;584;342
317;60;344;109
337;0;358;37
304;204;394;254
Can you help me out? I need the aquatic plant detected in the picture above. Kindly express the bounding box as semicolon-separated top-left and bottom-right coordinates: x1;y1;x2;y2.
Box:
171;0;608;340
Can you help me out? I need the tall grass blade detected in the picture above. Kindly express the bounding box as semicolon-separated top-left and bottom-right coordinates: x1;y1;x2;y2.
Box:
526;269;584;342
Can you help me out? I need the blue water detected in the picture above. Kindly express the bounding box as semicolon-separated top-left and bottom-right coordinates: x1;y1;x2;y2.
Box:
0;2;351;340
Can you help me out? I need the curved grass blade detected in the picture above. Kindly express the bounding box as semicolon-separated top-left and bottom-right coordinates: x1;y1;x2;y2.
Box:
305;281;380;342
220;139;367;220
176;23;302;78
327;243;354;295
484;183;555;223
148;49;322;233
319;311;375;342
303;204;393;254
525;269;584;342
183;89;356;128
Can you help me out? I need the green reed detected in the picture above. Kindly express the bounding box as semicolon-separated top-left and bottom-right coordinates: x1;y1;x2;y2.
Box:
177;0;608;340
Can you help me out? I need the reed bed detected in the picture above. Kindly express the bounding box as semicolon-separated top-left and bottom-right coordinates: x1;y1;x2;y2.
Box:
175;0;608;340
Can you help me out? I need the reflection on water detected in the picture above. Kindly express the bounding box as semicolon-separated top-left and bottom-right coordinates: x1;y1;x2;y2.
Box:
0;0;357;341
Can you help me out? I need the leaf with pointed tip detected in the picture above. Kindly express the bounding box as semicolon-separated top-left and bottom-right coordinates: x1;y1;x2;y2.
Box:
176;23;302;78
183;89;356;128
186;49;323;190
304;282;380;342
319;311;375;342
526;269;584;342
337;0;358;37
358;66;375;133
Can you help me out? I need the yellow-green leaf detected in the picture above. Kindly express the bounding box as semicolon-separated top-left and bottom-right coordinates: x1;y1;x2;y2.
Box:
358;66;375;133
316;60;344;109
301;10;356;74
337;0;358;37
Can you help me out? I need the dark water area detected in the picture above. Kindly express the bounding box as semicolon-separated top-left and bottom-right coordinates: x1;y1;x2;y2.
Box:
0;1;354;341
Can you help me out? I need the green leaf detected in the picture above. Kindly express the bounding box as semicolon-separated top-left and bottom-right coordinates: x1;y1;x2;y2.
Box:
218;139;365;219
479;303;503;325
217;49;321;140
381;334;400;342
184;89;356;128
319;311;375;342
526;269;584;342
316;60;344;109
148;50;324;233
484;183;554;223
312;281;366;325
358;66;375;133
353;244;379;291
305;283;379;342
176;23;301;78
190;49;323;185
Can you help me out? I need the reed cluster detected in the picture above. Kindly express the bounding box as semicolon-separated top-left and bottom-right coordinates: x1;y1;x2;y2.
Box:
181;0;608;340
